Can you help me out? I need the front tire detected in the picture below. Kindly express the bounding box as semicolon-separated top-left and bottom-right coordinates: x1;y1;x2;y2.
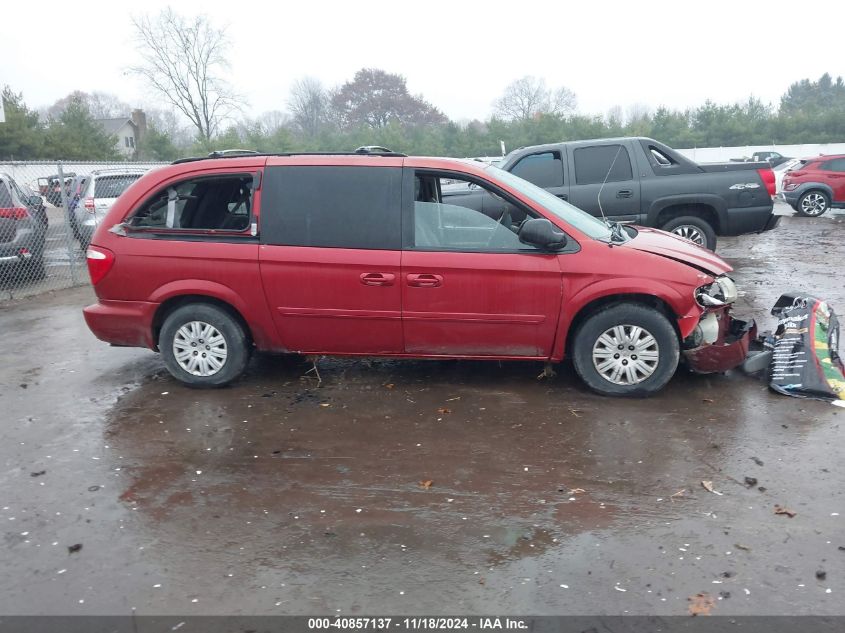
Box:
572;303;680;397
159;303;250;388
661;216;717;251
796;190;829;217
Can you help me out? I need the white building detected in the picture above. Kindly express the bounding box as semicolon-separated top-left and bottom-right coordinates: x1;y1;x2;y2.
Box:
94;110;147;158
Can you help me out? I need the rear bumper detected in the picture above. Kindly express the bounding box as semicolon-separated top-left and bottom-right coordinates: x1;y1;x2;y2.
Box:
723;205;778;235
83;300;159;349
683;314;757;373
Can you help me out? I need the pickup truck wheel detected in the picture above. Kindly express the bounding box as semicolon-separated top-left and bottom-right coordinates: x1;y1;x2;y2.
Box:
572;303;679;397
160;303;249;388
660;216;717;250
796;191;829;217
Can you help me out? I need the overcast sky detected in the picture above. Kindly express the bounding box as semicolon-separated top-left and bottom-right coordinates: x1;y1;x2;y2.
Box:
4;0;844;123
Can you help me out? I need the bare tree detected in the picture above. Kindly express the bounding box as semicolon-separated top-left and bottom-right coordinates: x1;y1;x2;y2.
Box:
144;107;194;148
130;8;243;142
42;91;130;122
288;77;329;138
493;76;577;121
87;92;132;119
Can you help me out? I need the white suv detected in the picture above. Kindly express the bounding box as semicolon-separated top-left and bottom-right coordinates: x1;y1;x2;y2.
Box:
71;169;148;245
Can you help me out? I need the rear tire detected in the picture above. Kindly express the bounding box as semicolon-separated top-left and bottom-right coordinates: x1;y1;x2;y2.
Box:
159;303;250;388
572;303;680;397
796;190;829;217
660;216;717;251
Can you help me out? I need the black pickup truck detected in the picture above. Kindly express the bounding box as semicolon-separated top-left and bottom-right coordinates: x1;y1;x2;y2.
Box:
448;137;778;250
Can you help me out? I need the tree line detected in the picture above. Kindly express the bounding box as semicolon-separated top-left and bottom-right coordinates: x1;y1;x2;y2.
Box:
1;8;844;162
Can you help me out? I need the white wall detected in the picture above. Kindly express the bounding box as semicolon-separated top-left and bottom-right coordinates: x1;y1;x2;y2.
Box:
676;143;845;163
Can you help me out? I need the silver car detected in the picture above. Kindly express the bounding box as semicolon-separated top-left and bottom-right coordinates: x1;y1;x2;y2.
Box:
0;173;48;280
71;169;147;245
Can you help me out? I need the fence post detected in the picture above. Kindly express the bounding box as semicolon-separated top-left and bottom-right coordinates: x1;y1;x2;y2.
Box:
56;162;78;285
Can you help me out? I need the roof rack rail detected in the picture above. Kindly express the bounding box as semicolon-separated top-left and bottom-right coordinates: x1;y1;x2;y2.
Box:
171;147;406;165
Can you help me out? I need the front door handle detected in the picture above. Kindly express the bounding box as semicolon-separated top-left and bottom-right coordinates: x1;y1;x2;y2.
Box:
360;272;395;286
407;273;443;288
556;193;568;201
616;189;633;198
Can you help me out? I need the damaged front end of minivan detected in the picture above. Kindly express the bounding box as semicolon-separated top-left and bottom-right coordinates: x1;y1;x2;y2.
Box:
682;275;757;373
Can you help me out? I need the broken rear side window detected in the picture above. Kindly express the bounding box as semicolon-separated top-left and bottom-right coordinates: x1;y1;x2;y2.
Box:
128;174;253;232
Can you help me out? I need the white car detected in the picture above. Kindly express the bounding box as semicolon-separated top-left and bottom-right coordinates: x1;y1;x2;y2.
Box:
70;169;148;245
773;158;805;194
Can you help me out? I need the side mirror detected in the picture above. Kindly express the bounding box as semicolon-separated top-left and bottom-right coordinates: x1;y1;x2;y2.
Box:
28;195;43;207
518;218;567;250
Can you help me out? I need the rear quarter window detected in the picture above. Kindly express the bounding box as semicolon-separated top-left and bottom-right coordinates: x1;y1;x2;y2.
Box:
260;166;401;249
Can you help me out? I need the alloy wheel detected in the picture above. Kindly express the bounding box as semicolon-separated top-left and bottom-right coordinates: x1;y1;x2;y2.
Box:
800;193;828;216
671;225;705;246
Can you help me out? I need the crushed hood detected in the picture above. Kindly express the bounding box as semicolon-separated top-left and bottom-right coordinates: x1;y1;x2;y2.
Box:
623;227;733;277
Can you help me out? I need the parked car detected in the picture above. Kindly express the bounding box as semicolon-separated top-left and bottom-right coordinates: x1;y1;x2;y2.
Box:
773;158;805;194
730;151;791;167
82;151;755;397
443;138;777;251
753;151;791;167
0;173;49;279
781;155;845;216
70;169;148;245
36;173;76;207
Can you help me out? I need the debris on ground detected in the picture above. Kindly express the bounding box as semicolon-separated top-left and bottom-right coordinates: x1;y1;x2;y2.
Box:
304;355;322;386
436;407;451;415
671;489;687;501
774;504;797;518
816;570;827;580
701;481;723;495
734;543;751;552
744;477;758;487
418;480;433;490
536;363;557;380
29;470;46;477
688;592;715;616
768;294;845;402
87;485;100;492
67;544;82;554
752;457;764;466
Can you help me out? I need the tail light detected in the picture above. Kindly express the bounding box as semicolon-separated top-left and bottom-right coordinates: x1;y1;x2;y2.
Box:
86;246;115;285
757;168;776;197
0;207;28;220
84;197;95;213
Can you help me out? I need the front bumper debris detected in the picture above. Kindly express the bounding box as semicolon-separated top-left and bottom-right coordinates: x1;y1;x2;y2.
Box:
683;311;757;374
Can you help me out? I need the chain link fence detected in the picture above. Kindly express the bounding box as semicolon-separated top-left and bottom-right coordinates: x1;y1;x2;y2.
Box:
0;161;166;301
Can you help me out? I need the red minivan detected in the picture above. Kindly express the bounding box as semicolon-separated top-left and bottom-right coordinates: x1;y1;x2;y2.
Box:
83;151;754;396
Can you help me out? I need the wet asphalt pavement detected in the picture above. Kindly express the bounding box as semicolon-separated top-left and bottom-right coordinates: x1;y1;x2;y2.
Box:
1;206;844;616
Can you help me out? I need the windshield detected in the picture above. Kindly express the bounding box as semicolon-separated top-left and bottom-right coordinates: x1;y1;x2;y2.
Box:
486;165;612;240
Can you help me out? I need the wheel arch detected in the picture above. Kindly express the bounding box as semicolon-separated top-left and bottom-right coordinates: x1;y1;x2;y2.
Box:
151;293;254;352
794;182;834;201
555;280;697;361
653;200;723;234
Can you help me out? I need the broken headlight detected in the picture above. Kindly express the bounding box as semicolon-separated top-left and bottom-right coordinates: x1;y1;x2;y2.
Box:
696;275;738;307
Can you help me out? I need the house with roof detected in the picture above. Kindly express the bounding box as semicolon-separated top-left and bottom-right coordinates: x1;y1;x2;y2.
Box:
94;110;147;158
